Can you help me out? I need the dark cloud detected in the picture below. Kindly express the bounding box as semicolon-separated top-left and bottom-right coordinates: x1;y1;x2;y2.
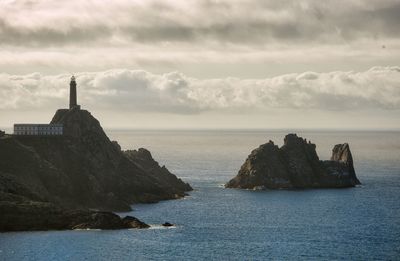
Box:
334;3;400;40
1;1;399;47
0;19;112;47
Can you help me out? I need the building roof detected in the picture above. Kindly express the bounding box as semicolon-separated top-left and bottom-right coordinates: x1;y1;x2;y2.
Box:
14;124;63;127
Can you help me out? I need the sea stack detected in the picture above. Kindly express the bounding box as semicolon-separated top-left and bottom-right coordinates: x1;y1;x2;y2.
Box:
225;134;360;190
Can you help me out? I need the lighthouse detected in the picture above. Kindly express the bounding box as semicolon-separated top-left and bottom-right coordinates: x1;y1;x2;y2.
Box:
69;76;80;110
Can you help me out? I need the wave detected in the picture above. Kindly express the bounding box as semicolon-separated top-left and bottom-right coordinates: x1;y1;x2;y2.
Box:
73;228;102;231
148;225;177;230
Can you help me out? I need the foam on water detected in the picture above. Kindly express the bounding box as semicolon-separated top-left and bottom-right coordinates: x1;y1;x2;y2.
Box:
72;229;102;231
148;225;177;230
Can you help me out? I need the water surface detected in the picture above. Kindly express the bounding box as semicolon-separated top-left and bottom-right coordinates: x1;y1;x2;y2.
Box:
1;130;399;260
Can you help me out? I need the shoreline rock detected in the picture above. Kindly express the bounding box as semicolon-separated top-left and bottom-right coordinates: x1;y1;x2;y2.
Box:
0;200;149;232
226;134;361;190
0;108;192;231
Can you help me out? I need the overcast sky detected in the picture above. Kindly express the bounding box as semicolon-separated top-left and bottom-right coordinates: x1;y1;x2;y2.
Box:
0;0;399;129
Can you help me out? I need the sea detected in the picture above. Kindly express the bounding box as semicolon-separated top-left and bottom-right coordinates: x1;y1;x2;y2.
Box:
1;130;399;260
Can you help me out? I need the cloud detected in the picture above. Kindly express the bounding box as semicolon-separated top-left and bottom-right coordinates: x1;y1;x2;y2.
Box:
1;66;399;114
1;0;399;77
0;19;112;47
1;0;400;47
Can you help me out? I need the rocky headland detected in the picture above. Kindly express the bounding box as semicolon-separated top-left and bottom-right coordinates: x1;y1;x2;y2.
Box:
225;134;360;190
0;108;192;231
0;200;150;231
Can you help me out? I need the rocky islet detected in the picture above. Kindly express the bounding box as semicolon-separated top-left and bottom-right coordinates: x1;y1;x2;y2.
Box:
226;133;360;189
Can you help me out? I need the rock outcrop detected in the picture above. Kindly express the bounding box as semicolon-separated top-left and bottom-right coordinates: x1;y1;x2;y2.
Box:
121;216;150;229
0;200;149;231
0;108;192;231
225;134;360;189
162;222;174;227
124;148;192;196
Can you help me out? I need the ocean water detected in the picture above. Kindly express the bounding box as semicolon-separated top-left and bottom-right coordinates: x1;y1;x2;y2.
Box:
1;130;399;260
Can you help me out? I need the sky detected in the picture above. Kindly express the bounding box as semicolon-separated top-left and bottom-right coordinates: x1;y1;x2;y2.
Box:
0;0;399;130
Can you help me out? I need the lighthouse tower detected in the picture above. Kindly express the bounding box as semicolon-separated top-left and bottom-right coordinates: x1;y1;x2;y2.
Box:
69;76;80;110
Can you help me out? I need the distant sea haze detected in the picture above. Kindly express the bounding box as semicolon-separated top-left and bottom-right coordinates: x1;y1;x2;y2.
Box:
1;130;399;260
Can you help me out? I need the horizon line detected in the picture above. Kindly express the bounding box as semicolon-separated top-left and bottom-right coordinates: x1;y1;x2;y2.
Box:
1;126;400;133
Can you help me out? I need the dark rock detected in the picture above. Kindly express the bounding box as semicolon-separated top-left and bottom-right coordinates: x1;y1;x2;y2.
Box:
122;216;150;229
69;211;127;230
0;109;192;231
0;130;5;137
0;200;148;231
331;143;360;184
124;148;193;195
0;109;192;213
111;140;121;151
162;222;174;227
226;134;361;190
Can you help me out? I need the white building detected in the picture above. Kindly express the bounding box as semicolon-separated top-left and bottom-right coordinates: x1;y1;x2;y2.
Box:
13;124;63;136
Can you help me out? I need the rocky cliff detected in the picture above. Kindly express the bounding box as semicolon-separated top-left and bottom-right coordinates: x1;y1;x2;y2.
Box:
225;134;360;189
0;108;192;231
0;200;149;231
